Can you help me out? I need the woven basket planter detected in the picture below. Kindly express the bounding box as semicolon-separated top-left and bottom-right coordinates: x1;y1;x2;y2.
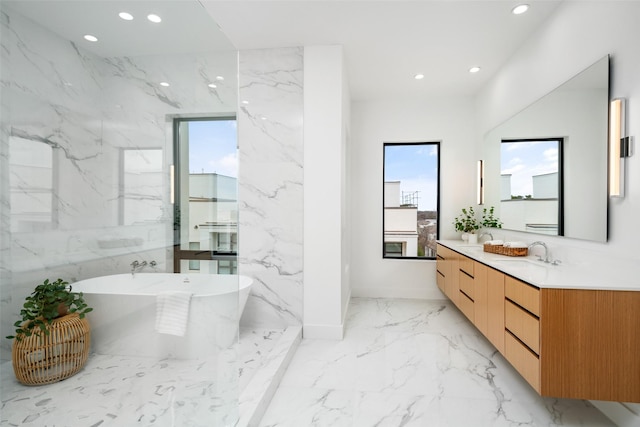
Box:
12;313;91;385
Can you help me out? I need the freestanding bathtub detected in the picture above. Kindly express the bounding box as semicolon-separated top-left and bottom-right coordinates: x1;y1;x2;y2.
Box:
72;273;252;359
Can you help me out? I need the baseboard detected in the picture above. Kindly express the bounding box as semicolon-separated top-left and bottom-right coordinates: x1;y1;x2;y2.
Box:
590;400;640;427
302;322;344;340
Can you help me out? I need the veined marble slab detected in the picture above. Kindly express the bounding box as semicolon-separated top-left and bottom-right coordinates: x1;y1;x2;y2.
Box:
259;298;614;427
0;326;301;427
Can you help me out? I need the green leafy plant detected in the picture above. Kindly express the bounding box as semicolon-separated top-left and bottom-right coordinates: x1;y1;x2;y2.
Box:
453;206;480;233
6;278;93;341
481;206;503;229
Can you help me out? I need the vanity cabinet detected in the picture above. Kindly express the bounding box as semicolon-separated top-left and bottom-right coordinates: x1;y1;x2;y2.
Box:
436;243;640;403
504;277;541;392
435;244;460;306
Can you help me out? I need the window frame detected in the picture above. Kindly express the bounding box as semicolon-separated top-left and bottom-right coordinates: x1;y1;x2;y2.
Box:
172;115;238;273
500;137;564;236
382;141;440;261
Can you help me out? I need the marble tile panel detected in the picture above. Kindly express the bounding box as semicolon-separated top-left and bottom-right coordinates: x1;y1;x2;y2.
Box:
261;298;616;427
259;386;354;427
238;47;304;330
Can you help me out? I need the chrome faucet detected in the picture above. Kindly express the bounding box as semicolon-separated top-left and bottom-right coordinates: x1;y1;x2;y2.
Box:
479;232;494;242
528;241;550;263
130;260;147;275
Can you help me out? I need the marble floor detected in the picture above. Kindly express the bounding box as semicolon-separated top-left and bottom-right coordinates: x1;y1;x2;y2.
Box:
0;327;300;427
259;298;615;427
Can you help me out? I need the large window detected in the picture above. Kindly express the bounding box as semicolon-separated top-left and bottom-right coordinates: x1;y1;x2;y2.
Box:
173;117;238;273
383;142;440;259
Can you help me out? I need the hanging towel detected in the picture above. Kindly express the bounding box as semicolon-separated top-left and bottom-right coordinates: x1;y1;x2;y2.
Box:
155;291;193;336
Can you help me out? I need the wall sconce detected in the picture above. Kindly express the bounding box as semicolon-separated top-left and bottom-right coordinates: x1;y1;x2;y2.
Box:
609;98;633;197
477;160;485;205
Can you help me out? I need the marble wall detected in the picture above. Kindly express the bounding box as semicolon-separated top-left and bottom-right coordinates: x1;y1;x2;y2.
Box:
238;48;304;328
0;7;237;357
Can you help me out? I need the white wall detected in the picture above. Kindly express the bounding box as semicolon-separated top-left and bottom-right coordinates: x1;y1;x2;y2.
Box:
303;45;350;339
350;97;476;299
476;1;640;260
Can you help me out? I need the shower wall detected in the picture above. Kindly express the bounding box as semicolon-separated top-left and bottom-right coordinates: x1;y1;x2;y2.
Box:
0;8;237;358
238;48;304;328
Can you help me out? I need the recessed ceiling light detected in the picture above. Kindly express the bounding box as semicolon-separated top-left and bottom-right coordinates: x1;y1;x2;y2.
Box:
241;100;249;105
160;82;170;87
84;34;98;42
469;66;481;73
147;14;162;23
208;83;217;89
512;4;529;15
216;76;225;81
118;12;134;21
414;73;425;80
260;116;267;121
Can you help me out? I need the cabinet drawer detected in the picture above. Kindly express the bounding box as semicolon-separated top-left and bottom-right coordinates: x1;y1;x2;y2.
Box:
458;291;474;321
505;331;540;392
505;276;540;316
459;271;474;299
436;255;445;275
436;270;445;293
459;256;474;277
505;300;540;354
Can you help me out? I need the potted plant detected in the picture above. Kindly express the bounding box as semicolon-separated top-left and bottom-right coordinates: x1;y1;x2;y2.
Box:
7;278;93;385
7;278;92;341
481;206;503;229
453;206;480;243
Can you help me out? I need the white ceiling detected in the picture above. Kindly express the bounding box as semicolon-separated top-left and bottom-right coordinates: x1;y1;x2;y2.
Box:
4;0;563;101
202;0;563;101
3;1;235;57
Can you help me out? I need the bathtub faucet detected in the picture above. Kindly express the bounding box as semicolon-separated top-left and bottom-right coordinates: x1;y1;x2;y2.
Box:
131;260;146;275
131;260;157;276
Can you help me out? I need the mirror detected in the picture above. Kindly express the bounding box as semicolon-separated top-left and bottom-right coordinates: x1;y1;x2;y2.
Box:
501;138;563;236
483;55;609;242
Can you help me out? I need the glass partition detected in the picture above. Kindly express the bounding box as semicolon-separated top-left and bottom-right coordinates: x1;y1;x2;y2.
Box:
0;1;240;425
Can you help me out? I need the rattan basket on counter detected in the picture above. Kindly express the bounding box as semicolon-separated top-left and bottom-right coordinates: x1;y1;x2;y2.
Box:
12;313;90;385
483;243;528;257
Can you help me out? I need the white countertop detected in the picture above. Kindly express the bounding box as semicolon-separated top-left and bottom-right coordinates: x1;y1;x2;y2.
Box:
437;240;640;292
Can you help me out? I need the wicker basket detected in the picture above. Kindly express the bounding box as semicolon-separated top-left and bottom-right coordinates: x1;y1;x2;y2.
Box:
483;243;528;257
12;313;91;385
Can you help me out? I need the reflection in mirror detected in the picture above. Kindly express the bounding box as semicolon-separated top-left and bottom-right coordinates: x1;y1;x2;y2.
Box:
383;142;439;259
9;138;54;232
121;149;163;225
500;139;563;235
483;55;609;242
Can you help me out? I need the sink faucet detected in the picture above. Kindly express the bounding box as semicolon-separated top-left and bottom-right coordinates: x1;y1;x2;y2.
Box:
528;241;550;263
479;232;494;242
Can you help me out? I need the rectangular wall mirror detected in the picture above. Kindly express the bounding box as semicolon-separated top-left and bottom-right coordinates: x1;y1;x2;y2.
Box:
483;55;609;242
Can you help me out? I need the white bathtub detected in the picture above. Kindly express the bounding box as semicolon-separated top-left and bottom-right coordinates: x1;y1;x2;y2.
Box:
72;273;252;359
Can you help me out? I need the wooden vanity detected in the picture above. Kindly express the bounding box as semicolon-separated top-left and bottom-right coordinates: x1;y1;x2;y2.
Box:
436;242;640;403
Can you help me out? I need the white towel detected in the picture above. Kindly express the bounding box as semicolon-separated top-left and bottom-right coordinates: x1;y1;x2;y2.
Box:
155;291;193;336
504;241;528;248
485;240;504;245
